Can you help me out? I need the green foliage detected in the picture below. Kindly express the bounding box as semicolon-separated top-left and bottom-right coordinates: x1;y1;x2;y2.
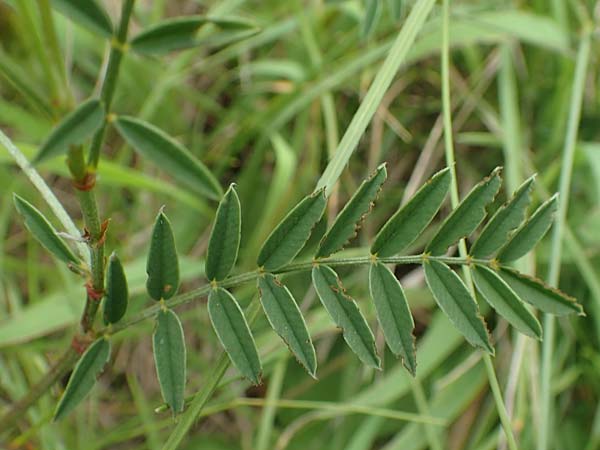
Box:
51;0;113;37
146;211;180;301
153;309;187;415
54;338;111;420
103;253;128;325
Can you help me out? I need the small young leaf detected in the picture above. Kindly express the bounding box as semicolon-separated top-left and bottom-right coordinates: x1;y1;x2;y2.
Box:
368;262;416;375
54;338;111;420
35;98;104;163
427;167;502;255
472;265;542;339
208;288;262;384
316;164;387;258
257;190;327;270
424;260;493;353
146;211;179;301
258;274;317;377
103;252;128;325
13;194;78;264
153;309;186;415
371;168;451;257
114;116;223;200
130;16;258;55
205;184;241;281
471;176;535;258
51;0;113;38
312;265;381;369
499;268;583;316
497;195;558;263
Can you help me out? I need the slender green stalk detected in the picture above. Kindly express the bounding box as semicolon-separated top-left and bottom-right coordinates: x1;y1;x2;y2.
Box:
409;378;443;450
440;1;518;449
255;357;287;450
538;31;591;450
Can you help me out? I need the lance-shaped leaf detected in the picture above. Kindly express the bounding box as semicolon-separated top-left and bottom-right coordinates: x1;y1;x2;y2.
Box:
13;194;78;264
130;16;258;55
427;168;502;255
114;116;222;200
499;268;583;316
146;211;179;301
497;195;558;263
368;262;416;375
257;190;327;270
317;164;387;258
54;338;111;420
35;98;104;163
471;176;535;258
424;260;493;353
208;288;262;384
153;309;186;415
51;0;113;38
205;185;241;281
312;265;381;369
103;252;128;325
258;274;317;376
472;265;541;339
371;168;451;257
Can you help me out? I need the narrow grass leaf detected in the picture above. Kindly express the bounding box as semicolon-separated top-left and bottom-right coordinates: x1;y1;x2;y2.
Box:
13;194;78;264
472;265;541;339
114;116;222;200
51;0;113;37
103;252;128;325
257;190;326;270
258;274;317;376
206;184;241;281
153;309;186;415
208;288;262;384
317;164;387;258
35;98;104;163
499;268;583;316
146;211;179;301
362;0;381;39
471;175;535;258
426;167;502;255
54;338;111;420
312;265;381;369
369;262;416;375
497;195;558;263
371;168;451;257
424;260;493;353
130;16;258;55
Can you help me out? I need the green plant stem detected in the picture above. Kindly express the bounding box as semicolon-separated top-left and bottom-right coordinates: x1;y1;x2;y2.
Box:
538;30;591;450
87;0;136;168
440;1;518;449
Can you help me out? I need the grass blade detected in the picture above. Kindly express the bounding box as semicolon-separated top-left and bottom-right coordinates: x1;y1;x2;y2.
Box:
103;252;129;325
146;210;179;301
51;0;113;38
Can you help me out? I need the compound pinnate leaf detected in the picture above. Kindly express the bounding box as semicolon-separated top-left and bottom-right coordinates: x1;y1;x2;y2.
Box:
13;194;78;264
371;168;450;257
35;98;104;163
205;185;241;281
54;338;111;420
317;164;387;258
471;176;535;258
114;116;223;201
424;260;493;353
497;195;558;263
258;274;317;377
368;262;416;375
153;309;186;415
146;211;179;301
51;0;113;38
472;265;541;339
312;265;381;369
103;252;128;325
208;288;262;384
499;268;583;316
130;16;258;55
257;190;327;270
427;167;502;255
